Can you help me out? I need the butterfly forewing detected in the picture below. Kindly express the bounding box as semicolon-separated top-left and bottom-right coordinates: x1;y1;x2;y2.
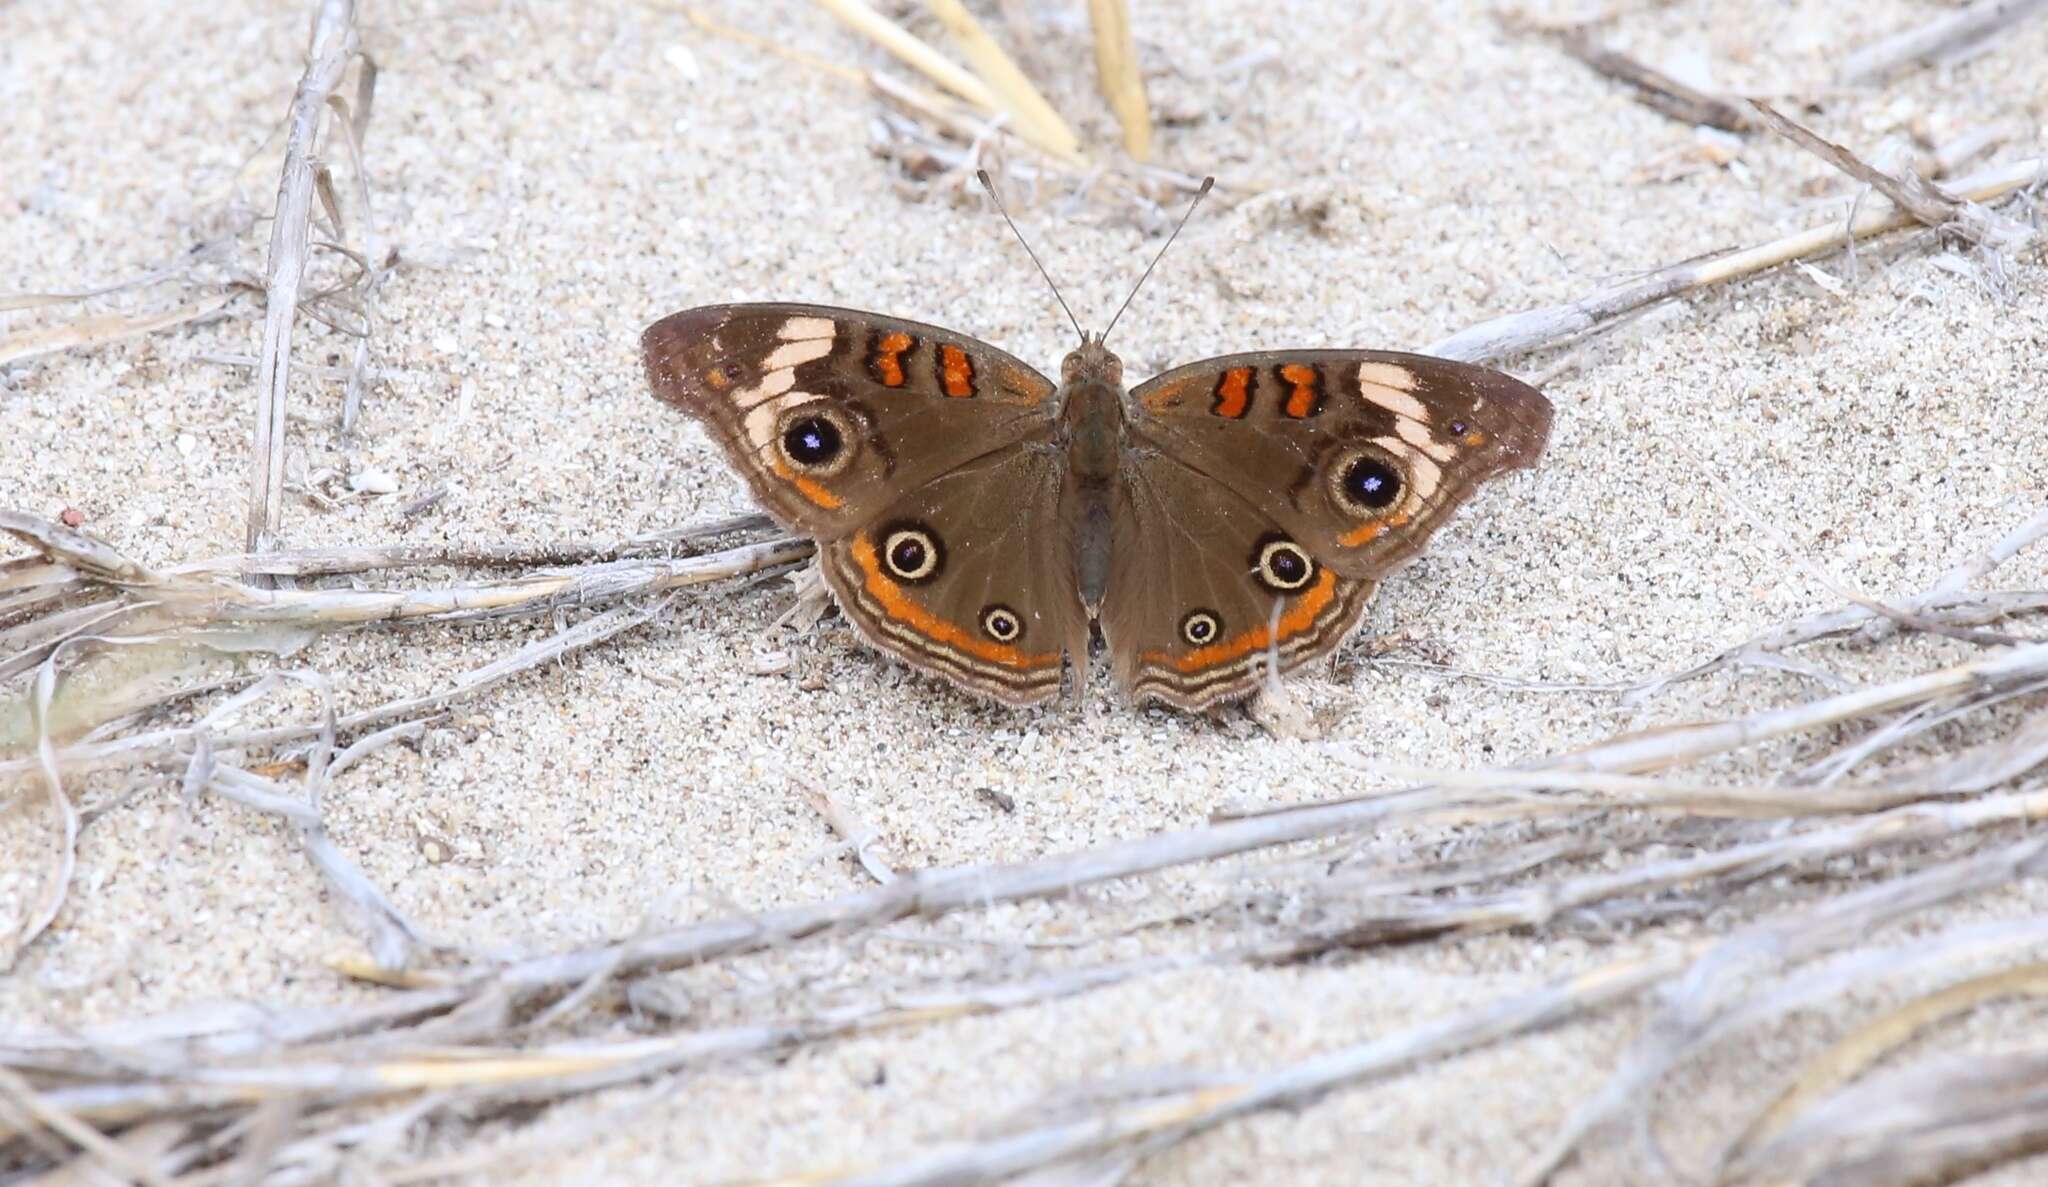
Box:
642;303;1059;538
1126;350;1552;581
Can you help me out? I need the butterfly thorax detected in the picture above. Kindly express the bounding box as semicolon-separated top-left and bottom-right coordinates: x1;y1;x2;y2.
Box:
1056;340;1127;613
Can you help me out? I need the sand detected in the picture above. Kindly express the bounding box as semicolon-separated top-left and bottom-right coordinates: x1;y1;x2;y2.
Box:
3;0;2047;1182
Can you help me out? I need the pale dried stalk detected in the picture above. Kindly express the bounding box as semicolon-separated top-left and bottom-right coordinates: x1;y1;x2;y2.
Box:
0;293;237;367
1723;961;2048;1174
1748;100;1960;227
750;946;1697;1187
2;959;1187;1138
1556;30;1751;131
808;0;998;111
1427;155;2043;363
1840;0;2048;83
1226;638;2048;823
0;1066;176;1187
1724;1050;2048;1186
1086;0;1151;160
0;597;699;783
1517;834;2048;1186
671;3;864;85
923;0;1082;161
172;511;775;577
1282;787;2048;957
5;658;76;971
247;0;359;555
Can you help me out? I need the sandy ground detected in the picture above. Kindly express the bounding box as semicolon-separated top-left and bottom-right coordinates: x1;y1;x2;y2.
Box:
4;0;2047;1182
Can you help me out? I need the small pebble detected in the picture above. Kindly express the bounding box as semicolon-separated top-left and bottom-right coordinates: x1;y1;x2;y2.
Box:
350;466;399;495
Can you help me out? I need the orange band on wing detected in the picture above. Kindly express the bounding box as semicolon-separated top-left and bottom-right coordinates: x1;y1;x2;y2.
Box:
1338;511;1410;548
851;535;1060;669
1279;363;1322;418
1142;569;1338;673
939;344;975;397
874;332;913;387
1211;368;1252;418
772;460;845;509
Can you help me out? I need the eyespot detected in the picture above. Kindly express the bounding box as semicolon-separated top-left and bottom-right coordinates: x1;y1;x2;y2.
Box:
1252;536;1316;593
980;604;1023;643
879;522;942;583
1180;609;1222;646
1327;446;1405;517
774;404;857;477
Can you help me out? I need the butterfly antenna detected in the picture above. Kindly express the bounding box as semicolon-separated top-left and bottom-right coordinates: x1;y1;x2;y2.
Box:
1101;176;1214;344
977;170;1085;342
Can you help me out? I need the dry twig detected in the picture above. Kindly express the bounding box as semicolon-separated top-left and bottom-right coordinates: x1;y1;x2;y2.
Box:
1748;100;1961;227
1558;30;1752;131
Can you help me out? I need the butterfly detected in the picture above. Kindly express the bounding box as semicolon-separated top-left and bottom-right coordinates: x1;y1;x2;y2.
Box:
641;179;1551;711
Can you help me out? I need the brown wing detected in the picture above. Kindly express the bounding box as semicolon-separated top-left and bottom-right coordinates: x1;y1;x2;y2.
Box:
816;441;1089;706
1100;446;1377;711
642;303;1058;539
1125;350;1552;580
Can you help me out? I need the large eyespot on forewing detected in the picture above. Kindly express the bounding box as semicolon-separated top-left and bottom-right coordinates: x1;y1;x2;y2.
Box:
1319;440;1435;549
772;402;860;479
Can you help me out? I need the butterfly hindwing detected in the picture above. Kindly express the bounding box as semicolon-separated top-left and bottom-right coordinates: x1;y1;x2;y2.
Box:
1126;350;1552;581
816;442;1090;706
1101;445;1377;709
642;303;1060;537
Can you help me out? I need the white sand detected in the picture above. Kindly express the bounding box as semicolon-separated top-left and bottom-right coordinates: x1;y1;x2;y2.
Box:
4;0;2047;1182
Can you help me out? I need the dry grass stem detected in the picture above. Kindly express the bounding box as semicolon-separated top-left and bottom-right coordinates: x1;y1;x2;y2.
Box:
681;2;1212;200
1558;30;1753;131
246;0;361;556
1748;100;1963;228
1517;836;2048;1185
1427;154;2043;364
669;3;864;85
6;659;77;971
808;0;999;112
171;512;776;577
749;946;1697;1186
0;293;239;368
923;0;1083;161
1086;0;1152;160
1723;961;2048;1174
800;775;899;885
1839;0;2048;83
1721;1049;2048;1186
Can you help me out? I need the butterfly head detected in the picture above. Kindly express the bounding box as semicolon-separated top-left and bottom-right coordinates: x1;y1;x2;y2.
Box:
1060;335;1123;388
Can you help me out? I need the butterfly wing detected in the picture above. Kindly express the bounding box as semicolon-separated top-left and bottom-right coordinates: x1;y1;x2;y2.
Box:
816;441;1089;706
1125;350;1552;579
1104;350;1550;709
1100;446;1378;710
642;303;1059;537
